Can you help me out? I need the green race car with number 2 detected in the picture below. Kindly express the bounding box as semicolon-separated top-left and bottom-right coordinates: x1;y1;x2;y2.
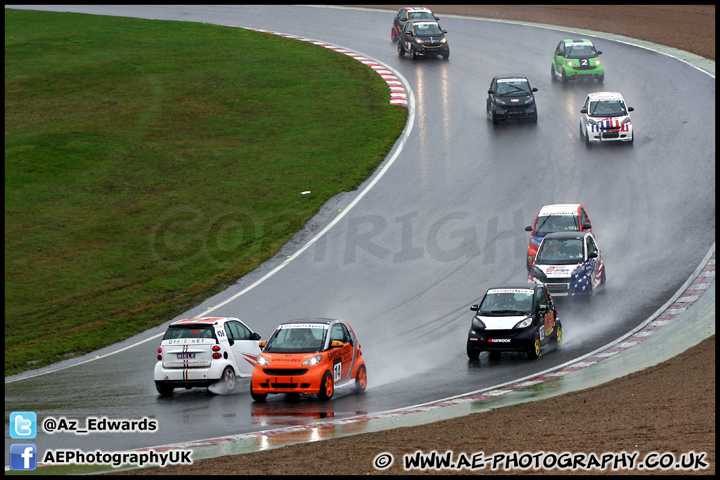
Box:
552;39;604;83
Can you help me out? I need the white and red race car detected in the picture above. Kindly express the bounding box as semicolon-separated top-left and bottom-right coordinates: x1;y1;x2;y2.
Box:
154;316;261;396
580;92;634;145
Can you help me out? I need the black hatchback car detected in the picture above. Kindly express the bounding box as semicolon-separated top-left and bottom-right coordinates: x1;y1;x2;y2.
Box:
466;284;561;360
391;7;439;42
487;74;538;124
397;19;449;60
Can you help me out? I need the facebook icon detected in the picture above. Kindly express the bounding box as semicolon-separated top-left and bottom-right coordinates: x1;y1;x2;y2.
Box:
10;444;37;471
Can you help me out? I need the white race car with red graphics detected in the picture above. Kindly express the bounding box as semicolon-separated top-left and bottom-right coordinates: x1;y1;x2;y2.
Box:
580;91;634;145
154;317;261;396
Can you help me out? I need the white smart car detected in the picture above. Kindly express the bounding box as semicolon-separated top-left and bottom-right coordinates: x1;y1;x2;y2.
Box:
580;92;634;145
154;316;261;396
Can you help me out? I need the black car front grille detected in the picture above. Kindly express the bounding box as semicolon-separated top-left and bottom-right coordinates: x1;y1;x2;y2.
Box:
263;368;308;376
271;382;299;388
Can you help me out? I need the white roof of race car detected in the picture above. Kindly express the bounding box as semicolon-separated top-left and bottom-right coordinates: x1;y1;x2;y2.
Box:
170;317;230;325
564;39;594;46
538;204;581;216
406;7;433;12
587;92;625;102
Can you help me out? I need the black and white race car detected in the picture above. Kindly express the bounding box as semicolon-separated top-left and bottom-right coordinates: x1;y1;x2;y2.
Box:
466;284;561;360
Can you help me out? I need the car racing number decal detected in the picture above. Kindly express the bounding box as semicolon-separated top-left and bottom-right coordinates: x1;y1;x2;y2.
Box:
333;359;342;381
580;59;589;66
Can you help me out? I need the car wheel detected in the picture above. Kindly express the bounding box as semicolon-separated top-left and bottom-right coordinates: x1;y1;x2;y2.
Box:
601;266;607;284
584;126;592;147
317;371;335;401
561;68;568;84
629;131;634;145
550;63;556;81
551;321;563;347
466;342;480;360
409;48;416;60
492;111;498;125
531;113;538;123
250;389;267;402
391;28;397;42
597;73;604;83
397;41;405;57
527;327;542;359
442;48;449;60
221;366;236;392
353;365;367;393
584;281;594;303
156;383;174;396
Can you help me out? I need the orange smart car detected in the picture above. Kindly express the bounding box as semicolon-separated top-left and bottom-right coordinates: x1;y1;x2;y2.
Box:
250;318;367;402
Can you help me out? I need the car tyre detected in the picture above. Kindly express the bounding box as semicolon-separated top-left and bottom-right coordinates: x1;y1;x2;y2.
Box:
584;281;594;303
561;68;568;84
353;365;368;393
527;327;542;359
391;28;397;42
550;63;556;81
250;388;267;402
629;131;634;145
492;111;498;125
466;342;480;360
220;366;236;392
551;321;563;347
397;41;405;57
584;126;592;147
601;266;607;284
317;371;335;401
156;383;174;396
597;73;604;83
409;47;417;60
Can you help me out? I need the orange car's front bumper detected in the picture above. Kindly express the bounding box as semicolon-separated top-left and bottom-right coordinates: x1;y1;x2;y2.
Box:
251;363;328;395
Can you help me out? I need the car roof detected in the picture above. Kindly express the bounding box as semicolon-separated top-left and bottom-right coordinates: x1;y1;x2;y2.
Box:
408;20;440;26
404;7;433;13
277;318;338;327
562;38;594;45
543;231;590;240
538;204;581;216
169;316;240;326
495;74;528;81
587;92;625;102
486;285;538;293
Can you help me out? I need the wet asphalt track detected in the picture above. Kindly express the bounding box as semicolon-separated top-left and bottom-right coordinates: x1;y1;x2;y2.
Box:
4;5;715;456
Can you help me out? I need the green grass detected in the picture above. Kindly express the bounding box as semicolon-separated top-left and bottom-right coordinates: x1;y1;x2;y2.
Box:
4;10;407;376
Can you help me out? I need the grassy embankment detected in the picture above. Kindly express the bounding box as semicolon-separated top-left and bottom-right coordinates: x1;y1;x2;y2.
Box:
5;9;407;376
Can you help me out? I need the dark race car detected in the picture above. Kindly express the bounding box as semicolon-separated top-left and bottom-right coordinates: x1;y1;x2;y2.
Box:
466;284;561;360
391;7;439;42
397;19;449;60
487;74;538;124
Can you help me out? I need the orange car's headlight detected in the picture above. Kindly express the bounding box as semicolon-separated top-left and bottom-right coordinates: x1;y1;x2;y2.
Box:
302;355;323;366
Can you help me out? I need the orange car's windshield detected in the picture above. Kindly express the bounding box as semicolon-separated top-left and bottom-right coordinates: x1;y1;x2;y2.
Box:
264;326;327;353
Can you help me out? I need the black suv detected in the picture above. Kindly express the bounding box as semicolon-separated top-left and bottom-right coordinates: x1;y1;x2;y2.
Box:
486;74;538;124
397;19;449;60
466;284;561;360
